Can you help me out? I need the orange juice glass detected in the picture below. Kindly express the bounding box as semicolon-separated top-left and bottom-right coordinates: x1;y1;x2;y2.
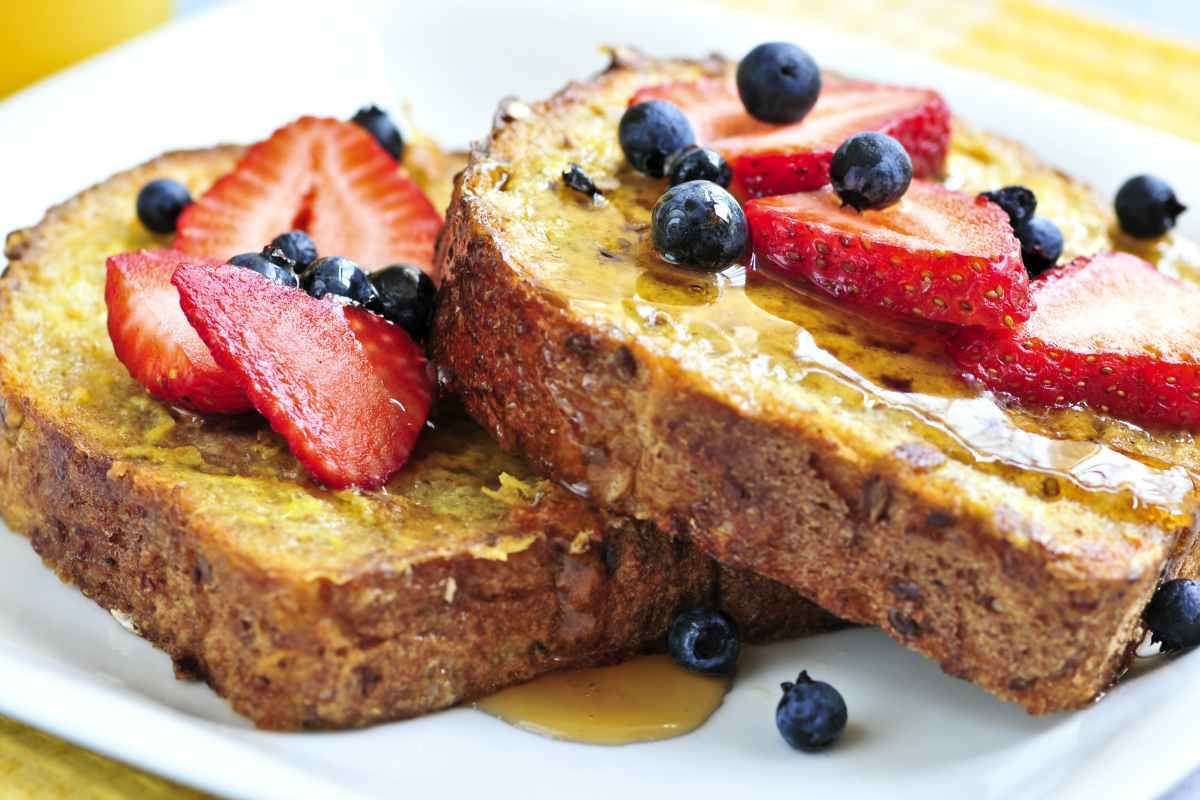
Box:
0;0;173;98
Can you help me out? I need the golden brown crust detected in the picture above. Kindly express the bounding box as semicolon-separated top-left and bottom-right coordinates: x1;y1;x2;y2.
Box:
3;395;833;729
431;54;1196;713
0;146;838;730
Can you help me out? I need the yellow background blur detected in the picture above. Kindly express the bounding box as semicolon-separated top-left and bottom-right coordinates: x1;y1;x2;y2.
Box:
0;0;172;98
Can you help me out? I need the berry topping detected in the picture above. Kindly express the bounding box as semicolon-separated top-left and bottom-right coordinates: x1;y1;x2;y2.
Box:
665;145;732;188
747;181;1028;328
948;252;1200;428
652;180;748;271
1145;580;1200;653
229;252;299;288
1014;216;1063;277
632;77;949;198
350;104;405;161
1115;174;1187;239
562;163;598;196
136;179;193;234
368;263;438;340
105;250;251;415
776;672;847;752
260;246;297;270
829;131;912;211
173;264;433;489
667;608;741;675
175;117;441;274
619;100;695;178
301;256;379;306
980;185;1037;228
268;230;318;269
735;42;821;124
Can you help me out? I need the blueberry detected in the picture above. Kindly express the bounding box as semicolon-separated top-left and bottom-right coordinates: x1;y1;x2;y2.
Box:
619;100;695;178
367;263;438;340
1115;175;1187;239
830;132;912;211
268;230;318;268
136;179;192;234
229;252;299;288
667;608;741;675
651;180;747;271
260;246;298;271
776;671;848;752
736;42;821;124
562;163;598;197
665;146;732;188
1015;216;1063;277
301;256;378;305
981;185;1037;228
1145;579;1200;652
351;104;405;161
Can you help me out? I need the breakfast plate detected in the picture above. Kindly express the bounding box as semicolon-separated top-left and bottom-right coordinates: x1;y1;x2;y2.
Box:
2;1;1200;798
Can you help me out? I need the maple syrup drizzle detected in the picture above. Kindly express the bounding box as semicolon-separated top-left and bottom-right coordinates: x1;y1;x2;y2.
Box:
475;655;730;745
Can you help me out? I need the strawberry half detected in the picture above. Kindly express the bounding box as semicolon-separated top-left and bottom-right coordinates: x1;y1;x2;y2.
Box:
632;77;949;198
948;252;1200;428
105;250;252;414
175;116;442;275
746;181;1028;328
172;263;433;489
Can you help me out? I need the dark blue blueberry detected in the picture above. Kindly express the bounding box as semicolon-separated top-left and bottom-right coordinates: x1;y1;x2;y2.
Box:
1115;175;1186;239
830;132;912;211
351;104;405;161
619;100;695;178
981;185;1037;228
736;42;821;124
665;146;732;188
667;608;741;675
1145;579;1200;652
136;179;192;234
367;263;438;340
1015;216;1063;277
229;252;299;288
776;671;848;752
268;230;318;268
301;256;378;305
562;163;598;197
651;180;747;271
260;246;298;271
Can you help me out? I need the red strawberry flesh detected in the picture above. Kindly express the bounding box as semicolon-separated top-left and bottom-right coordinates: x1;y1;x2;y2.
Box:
175;116;442;275
746;182;1028;328
948;252;1200;428
105;250;251;414
173;264;433;489
632;77;950;198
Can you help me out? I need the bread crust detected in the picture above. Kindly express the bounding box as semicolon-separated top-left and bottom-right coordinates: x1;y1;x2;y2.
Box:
431;53;1198;713
0;147;837;730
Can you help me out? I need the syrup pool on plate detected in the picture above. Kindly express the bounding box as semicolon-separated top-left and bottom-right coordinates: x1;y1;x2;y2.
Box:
475;655;731;745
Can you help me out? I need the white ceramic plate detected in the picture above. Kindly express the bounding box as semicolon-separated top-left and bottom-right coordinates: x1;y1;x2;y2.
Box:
2;2;1199;798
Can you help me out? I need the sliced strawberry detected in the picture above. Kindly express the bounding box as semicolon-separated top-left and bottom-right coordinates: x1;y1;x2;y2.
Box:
746;181;1028;328
172;263;433;489
175;116;442;275
632;77;950;199
105;250;251;414
948;253;1200;428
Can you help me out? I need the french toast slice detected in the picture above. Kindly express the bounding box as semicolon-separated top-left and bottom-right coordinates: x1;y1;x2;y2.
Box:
0;140;838;730
432;50;1200;713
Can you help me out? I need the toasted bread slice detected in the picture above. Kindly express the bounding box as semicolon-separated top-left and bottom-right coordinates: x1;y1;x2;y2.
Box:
0;139;838;730
432;51;1200;713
